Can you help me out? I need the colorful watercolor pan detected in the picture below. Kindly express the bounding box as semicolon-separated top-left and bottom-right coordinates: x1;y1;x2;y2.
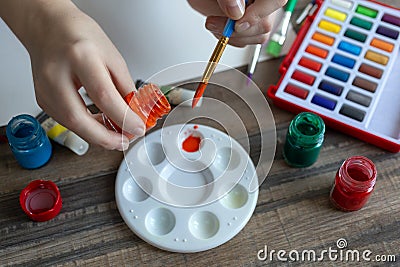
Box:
268;0;400;152
115;124;258;252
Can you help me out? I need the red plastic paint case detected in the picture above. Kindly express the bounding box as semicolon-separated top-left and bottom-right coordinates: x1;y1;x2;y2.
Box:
267;0;400;152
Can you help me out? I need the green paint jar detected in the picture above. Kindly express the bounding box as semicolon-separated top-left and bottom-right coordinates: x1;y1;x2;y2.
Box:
283;112;325;167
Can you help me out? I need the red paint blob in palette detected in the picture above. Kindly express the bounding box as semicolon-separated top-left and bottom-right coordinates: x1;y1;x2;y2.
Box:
268;0;400;152
181;125;202;152
182;135;201;152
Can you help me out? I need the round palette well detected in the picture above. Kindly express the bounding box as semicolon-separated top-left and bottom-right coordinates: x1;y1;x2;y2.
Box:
115;124;259;253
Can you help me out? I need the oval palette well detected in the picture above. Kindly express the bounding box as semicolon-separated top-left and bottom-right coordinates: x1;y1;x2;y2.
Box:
115;124;259;252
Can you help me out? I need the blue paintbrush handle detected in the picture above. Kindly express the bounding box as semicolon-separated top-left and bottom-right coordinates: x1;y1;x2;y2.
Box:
222;19;236;37
222;0;248;37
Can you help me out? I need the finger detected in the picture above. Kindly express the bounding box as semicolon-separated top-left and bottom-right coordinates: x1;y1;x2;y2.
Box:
36;77;129;151
205;16;228;35
234;14;273;37
235;0;287;34
187;0;226;17
106;52;136;97
205;9;276;39
74;56;145;137
210;31;270;46
78;112;130;151
206;15;271;38
229;34;270;46
217;0;245;20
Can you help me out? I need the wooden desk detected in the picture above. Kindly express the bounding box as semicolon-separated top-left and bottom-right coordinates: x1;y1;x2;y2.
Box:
1;1;399;265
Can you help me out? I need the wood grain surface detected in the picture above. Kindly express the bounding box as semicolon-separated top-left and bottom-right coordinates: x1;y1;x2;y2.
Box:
1;1;399;266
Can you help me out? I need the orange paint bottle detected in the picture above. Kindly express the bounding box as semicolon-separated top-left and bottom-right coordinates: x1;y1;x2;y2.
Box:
103;83;171;140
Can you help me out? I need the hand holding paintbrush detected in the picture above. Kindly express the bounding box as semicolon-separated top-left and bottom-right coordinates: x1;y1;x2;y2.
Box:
188;0;288;107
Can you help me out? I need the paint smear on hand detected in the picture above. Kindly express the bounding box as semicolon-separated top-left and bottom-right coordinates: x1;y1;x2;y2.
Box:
182;135;201;152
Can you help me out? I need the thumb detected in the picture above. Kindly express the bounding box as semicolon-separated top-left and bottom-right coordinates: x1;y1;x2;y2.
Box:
217;0;245;20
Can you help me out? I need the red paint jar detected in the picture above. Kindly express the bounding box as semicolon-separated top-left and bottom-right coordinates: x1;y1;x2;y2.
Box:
330;156;377;211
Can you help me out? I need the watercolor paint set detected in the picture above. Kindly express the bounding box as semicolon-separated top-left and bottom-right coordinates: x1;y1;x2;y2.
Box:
268;0;400;152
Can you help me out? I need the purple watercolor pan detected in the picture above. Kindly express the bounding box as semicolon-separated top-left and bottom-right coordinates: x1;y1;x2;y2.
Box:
382;13;400;27
376;25;399;40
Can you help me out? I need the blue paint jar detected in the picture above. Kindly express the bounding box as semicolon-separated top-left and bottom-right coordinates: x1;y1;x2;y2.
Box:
6;114;52;169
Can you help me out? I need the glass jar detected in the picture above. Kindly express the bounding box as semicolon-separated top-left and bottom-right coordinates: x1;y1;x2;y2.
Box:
283;112;325;167
6;114;52;169
330;156;377;211
102;83;171;141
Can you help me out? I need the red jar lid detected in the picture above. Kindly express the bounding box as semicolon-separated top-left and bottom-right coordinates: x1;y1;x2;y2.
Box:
20;180;62;222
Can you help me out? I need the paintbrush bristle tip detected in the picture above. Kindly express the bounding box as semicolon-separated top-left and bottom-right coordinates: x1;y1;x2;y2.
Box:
191;99;198;109
191;82;207;108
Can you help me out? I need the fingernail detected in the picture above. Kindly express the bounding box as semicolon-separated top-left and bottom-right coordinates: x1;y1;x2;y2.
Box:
122;140;130;151
207;22;218;31
236;21;250;32
227;0;245;19
133;126;145;137
237;0;245;15
117;138;130;151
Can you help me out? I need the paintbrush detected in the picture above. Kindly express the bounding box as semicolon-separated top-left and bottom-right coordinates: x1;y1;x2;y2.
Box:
247;43;262;84
266;0;298;57
191;18;237;108
295;0;316;25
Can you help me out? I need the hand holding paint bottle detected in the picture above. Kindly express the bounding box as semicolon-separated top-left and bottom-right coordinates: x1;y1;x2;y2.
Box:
0;0;146;151
102;84;171;142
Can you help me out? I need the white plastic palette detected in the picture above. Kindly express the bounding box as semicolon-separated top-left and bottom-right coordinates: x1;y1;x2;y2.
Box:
115;124;258;253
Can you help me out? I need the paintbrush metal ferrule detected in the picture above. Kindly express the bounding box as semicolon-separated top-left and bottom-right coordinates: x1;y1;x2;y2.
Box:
271;11;292;45
200;36;230;84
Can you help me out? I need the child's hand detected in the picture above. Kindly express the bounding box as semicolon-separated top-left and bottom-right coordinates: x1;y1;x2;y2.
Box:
188;0;288;46
1;0;145;150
